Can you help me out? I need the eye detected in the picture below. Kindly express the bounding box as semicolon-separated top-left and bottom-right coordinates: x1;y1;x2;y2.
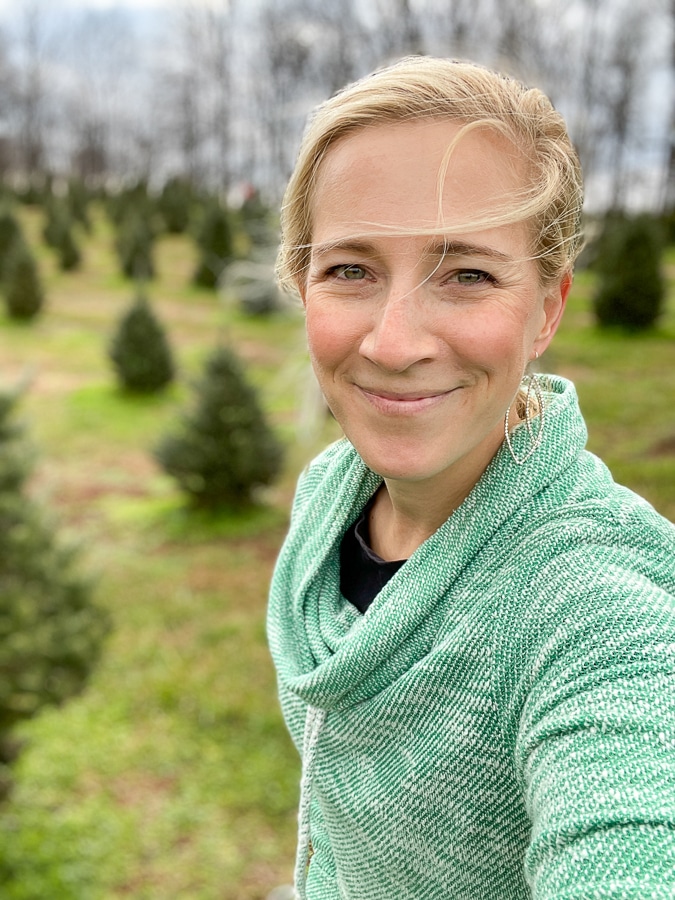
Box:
329;264;367;281
449;269;494;285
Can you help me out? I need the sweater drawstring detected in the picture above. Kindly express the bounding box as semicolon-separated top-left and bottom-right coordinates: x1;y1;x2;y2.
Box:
294;705;326;899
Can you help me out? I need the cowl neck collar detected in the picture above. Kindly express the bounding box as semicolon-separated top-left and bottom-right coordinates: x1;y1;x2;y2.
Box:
268;376;587;712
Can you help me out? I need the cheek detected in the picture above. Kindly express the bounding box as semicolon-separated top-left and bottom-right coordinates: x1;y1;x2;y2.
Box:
305;303;364;372
449;307;530;369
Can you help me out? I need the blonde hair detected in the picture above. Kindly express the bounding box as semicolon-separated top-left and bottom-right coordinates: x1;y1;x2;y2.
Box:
277;56;584;295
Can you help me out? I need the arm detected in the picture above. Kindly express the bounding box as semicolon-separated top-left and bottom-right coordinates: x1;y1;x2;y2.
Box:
505;552;675;898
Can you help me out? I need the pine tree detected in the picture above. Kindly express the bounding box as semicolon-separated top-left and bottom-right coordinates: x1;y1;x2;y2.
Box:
0;386;109;800
193;201;235;289
55;223;82;271
154;345;283;509
3;241;44;321
43;199;81;271
115;210;155;280
66;178;92;232
0;206;24;280
158;176;193;234
109;292;175;392
115;207;155;280
593;214;666;330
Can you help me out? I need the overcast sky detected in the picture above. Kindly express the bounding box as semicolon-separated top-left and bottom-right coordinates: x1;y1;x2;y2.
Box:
0;0;197;12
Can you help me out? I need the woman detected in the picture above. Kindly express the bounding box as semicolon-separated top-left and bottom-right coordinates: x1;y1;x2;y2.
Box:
267;57;675;899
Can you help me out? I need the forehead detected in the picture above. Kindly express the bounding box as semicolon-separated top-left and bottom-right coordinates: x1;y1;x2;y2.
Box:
310;119;530;244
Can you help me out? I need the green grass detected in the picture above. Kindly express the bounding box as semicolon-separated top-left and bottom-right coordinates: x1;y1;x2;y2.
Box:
549;263;675;517
0;204;673;899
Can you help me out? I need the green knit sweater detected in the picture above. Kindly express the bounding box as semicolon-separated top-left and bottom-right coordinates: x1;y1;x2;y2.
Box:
267;377;675;899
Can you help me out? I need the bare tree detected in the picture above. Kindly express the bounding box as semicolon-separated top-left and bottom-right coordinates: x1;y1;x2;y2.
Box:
62;9;138;184
604;9;650;208
371;0;425;59
302;0;371;95
0;0;668;210
662;0;675;212
12;0;52;178
0;28;18;179
563;0;666;210
151;0;235;189
253;1;314;193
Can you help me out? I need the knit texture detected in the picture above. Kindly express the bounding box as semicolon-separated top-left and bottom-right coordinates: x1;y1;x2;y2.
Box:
267;376;675;899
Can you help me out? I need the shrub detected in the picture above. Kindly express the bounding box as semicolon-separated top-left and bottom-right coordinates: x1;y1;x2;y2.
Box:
66;177;92;232
115;211;155;280
2;241;44;321
154;344;283;509
108;292;175;392
0;207;24;280
158;176;193;234
592;214;666;331
106;180;154;229
193;201;235;289
43;200;81;271
0;386;109;801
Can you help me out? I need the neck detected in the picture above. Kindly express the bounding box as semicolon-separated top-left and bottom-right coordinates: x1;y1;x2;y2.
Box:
368;481;461;561
368;414;517;561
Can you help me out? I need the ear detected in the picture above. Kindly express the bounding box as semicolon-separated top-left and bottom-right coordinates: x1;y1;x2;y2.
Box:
534;271;572;356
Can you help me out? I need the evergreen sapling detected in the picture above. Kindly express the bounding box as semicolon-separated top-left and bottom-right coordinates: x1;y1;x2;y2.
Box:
193;201;234;289
0;386;109;800
593;214;666;331
109;292;175;392
3;241;44;321
155;345;283;509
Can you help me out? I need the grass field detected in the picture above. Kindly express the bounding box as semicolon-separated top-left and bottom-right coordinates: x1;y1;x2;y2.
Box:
0;206;674;899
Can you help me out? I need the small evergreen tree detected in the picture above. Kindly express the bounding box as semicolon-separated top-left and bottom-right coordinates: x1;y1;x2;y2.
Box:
593;214;666;330
3;241;44;321
155;345;283;509
43;199;81;271
109;292;175;392
158;176;193;234
106;180;154;229
55;222;82;271
0;206;24;280
0;386;109;800
193;201;235;289
115;210;155;280
66;177;92;232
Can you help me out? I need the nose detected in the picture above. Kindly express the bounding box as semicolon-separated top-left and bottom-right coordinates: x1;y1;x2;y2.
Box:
358;289;438;373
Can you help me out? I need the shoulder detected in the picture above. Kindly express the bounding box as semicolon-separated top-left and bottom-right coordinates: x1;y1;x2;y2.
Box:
289;438;360;522
491;468;675;737
531;452;675;587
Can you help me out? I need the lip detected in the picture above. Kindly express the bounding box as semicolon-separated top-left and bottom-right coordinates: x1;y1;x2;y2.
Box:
357;385;455;415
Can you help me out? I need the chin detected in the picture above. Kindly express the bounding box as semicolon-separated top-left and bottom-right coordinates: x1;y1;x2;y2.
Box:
354;444;444;482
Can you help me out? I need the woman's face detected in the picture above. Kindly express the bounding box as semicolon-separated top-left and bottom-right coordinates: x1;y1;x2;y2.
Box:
301;119;569;493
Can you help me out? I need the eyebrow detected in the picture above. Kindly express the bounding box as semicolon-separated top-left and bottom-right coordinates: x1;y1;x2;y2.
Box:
309;236;515;264
422;238;515;264
310;239;380;259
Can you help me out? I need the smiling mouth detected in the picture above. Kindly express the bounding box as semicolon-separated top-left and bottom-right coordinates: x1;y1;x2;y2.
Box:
358;385;456;415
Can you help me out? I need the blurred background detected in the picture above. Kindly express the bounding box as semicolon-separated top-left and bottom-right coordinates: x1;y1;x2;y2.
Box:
0;0;671;208
0;1;673;898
